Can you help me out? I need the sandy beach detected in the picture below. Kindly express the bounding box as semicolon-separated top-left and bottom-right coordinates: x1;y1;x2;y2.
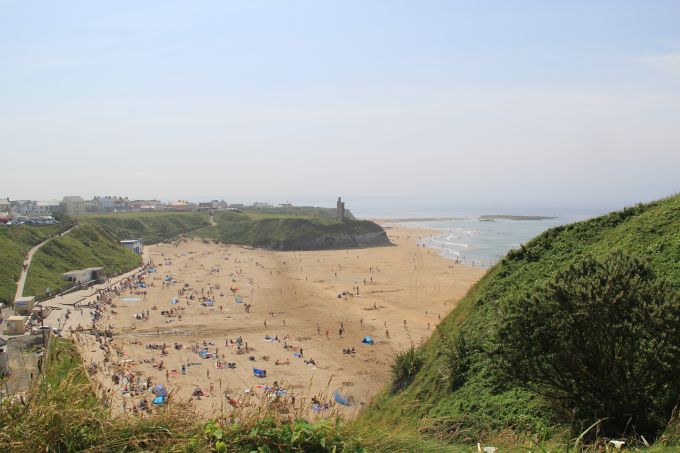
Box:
71;225;485;418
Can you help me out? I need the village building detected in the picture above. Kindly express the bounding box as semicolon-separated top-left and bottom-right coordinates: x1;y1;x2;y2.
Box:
14;296;36;316
62;196;86;215
61;267;105;285
10;200;38;216
94;196;130;212
35;200;61;215
129;199;163;211
3;316;28;336
169;200;193;211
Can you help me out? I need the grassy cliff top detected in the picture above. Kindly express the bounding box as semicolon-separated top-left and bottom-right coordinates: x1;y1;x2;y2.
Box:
363;193;680;444
194;210;386;250
77;211;210;244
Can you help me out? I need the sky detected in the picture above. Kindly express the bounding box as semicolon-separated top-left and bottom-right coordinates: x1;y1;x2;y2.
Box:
1;1;679;215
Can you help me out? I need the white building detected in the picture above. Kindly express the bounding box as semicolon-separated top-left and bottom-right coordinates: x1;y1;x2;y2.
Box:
62;196;86;215
10;200;38;216
35;200;61;215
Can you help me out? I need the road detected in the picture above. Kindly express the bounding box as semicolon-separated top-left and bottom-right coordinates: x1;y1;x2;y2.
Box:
13;225;76;302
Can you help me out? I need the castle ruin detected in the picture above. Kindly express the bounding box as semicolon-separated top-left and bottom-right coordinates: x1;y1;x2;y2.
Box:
336;197;345;222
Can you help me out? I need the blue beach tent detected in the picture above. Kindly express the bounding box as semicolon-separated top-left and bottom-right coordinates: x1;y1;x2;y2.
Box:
361;336;374;345
334;389;351;406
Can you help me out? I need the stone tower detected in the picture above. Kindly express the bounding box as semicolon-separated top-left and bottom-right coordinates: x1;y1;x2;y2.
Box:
336;197;345;222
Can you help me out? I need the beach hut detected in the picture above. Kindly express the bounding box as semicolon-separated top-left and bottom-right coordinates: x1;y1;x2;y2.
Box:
361;336;374;345
253;368;267;378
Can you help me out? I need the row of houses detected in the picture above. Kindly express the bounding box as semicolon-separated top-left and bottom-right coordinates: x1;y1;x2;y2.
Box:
2;196;294;219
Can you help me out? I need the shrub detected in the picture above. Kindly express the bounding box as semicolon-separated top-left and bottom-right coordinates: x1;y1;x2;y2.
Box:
391;345;424;393
446;333;471;390
494;252;680;438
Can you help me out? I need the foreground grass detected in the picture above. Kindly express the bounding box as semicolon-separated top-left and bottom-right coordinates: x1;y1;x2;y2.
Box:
3;338;679;452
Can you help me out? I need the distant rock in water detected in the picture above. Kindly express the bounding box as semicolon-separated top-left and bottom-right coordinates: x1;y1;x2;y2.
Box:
479;215;557;221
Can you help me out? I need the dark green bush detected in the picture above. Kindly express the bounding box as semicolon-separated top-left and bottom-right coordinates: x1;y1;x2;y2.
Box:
494;252;680;438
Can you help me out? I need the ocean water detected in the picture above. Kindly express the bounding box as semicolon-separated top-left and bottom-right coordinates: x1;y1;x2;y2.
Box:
398;215;588;268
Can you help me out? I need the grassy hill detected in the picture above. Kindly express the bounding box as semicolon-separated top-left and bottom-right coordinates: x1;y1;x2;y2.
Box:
0;223;72;303
362;194;680;446
194;210;389;250
78;212;210;244
23;223;141;297
241;205;355;219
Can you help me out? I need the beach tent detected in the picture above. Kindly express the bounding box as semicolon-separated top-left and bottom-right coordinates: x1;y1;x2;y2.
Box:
152;384;168;397
334;389;351;406
202;299;214;307
361;336;374;345
164;275;172;281
253;368;267;378
152;396;166;405
235;295;244;304
171;298;179;305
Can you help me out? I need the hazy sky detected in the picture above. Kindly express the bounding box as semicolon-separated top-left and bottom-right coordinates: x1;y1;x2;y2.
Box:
2;1;679;212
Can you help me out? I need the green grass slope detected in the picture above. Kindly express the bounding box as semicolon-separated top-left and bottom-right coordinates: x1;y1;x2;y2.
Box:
195;210;388;250
0;223;71;303
242;205;355;219
78;212;210;244
362;194;680;444
24;223;141;297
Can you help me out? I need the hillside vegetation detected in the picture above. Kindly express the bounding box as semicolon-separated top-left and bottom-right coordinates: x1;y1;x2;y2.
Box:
0;223;71;303
78;212;210;244
194;210;389;250
24;223;141;297
242;205;355;219
363;194;680;446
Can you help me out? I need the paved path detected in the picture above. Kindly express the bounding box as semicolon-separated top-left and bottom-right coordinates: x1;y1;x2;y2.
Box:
13;225;76;302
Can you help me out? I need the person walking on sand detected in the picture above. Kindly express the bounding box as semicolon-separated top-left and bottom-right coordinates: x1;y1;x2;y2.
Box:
386;329;390;339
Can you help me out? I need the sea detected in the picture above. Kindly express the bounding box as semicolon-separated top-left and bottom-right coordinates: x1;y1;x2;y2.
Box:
393;215;588;268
